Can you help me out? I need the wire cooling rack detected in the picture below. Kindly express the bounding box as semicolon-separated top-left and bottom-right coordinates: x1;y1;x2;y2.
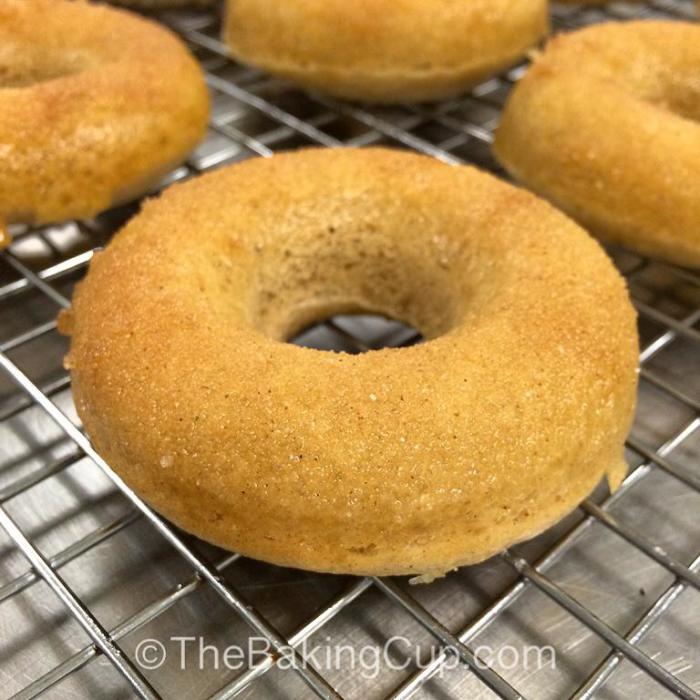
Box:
1;1;699;699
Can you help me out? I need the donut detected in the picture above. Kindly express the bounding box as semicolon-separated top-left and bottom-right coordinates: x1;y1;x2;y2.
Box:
223;0;549;103
494;21;700;268
60;148;639;578
0;0;209;246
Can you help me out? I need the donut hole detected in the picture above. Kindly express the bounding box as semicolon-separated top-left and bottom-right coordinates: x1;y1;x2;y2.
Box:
290;313;422;354
248;230;463;347
643;60;700;123
642;78;700;123
0;46;90;88
661;89;700;123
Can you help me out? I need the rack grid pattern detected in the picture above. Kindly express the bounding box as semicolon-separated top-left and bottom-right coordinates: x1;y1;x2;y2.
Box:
1;2;699;699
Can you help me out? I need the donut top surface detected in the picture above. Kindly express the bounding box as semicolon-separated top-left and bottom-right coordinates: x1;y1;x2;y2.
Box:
527;20;700;118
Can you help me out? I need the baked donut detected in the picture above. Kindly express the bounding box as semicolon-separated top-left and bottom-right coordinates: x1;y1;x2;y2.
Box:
494;21;700;268
0;0;209;246
223;0;549;103
61;148;638;578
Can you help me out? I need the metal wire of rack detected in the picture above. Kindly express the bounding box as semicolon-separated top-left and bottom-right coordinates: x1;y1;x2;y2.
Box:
0;1;699;699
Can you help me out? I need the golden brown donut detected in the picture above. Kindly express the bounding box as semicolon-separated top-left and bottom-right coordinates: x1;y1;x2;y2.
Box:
61;148;638;578
494;21;700;268
0;0;209;246
223;0;549;103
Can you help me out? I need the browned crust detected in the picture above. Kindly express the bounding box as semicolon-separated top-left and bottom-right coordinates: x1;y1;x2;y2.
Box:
0;0;209;230
223;0;549;103
494;20;700;268
63;148;639;577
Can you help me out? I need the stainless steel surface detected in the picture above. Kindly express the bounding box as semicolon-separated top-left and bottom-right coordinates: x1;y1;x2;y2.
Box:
1;1;699;698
